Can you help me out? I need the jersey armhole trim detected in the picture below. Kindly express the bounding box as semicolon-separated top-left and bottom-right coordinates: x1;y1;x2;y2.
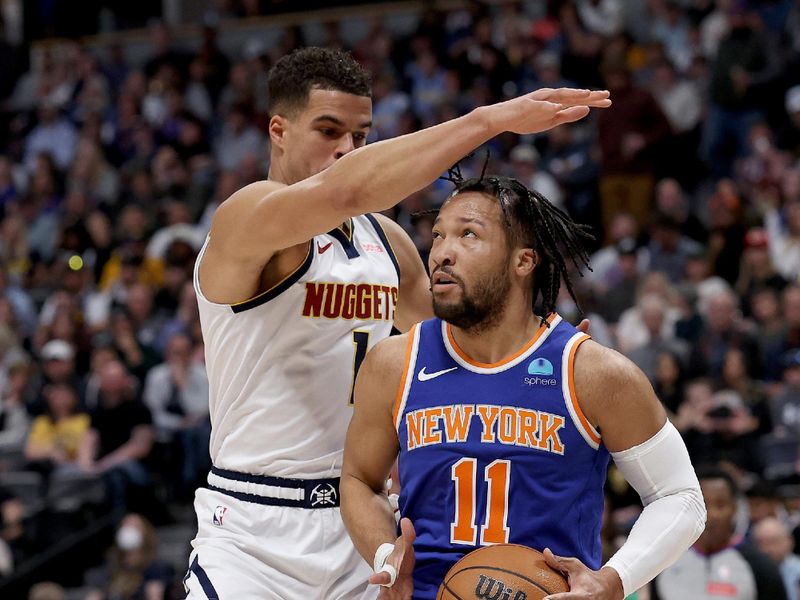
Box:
230;243;314;313
562;332;601;450
365;213;401;280
393;323;421;429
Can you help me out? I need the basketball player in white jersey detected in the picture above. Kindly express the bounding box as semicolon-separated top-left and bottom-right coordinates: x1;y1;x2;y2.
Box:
183;47;611;599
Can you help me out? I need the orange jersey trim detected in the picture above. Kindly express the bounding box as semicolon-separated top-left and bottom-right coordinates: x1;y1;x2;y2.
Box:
567;334;600;445
392;324;419;425
445;313;558;369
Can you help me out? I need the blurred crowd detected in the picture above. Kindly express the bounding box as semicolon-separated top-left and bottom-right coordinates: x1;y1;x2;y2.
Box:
1;0;800;597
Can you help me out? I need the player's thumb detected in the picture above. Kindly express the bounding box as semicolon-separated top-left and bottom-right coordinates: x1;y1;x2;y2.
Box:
543;547;569;574
400;518;416;542
369;570;393;586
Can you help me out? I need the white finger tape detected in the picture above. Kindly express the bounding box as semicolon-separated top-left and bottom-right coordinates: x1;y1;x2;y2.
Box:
378;563;397;587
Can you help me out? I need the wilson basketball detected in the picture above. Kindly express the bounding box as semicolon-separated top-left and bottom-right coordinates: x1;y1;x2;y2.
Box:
437;544;569;600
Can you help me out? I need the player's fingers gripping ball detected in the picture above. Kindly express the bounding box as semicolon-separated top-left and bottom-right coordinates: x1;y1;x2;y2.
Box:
437;545;568;600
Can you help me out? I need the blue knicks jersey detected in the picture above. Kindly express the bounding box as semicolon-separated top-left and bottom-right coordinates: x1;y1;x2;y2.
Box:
394;315;611;599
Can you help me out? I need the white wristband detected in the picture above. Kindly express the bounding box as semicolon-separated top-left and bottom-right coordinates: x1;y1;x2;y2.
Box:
373;542;397;587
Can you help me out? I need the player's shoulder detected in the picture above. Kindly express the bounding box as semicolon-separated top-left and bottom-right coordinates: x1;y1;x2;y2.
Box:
223;179;286;209
573;339;650;396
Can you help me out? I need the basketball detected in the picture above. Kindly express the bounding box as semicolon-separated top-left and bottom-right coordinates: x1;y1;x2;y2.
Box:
437;545;569;600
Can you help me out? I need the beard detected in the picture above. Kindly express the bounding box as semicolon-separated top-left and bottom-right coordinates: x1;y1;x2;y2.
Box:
432;263;512;333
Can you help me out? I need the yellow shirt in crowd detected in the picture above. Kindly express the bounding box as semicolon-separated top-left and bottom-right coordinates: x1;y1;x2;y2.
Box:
28;414;90;460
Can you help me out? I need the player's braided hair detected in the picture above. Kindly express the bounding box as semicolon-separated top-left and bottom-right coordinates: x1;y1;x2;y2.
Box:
427;159;593;325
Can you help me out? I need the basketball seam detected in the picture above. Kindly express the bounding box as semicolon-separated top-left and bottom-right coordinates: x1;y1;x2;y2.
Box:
450;565;556;595
442;580;467;600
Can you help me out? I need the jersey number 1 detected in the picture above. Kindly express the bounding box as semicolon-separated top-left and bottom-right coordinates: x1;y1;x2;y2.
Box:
451;458;510;545
349;330;370;405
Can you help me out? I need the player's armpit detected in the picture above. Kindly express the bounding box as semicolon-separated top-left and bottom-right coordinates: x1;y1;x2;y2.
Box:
371;214;433;332
572;340;666;453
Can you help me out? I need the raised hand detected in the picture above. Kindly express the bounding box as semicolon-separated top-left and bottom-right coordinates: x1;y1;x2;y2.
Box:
542;548;624;600
485;88;611;136
370;518;417;599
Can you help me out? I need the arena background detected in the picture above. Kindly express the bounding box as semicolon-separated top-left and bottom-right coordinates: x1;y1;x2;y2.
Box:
0;0;799;598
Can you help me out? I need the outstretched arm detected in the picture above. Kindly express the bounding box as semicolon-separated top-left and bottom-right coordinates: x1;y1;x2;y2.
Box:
209;89;610;266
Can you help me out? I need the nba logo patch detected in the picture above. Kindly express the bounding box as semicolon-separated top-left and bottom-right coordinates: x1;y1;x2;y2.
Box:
527;357;554;376
213;505;227;526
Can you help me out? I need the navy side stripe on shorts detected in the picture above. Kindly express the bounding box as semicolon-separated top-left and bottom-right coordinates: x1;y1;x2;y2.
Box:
188;555;219;599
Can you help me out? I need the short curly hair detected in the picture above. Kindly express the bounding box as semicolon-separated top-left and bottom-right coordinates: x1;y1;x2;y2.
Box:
268;47;371;116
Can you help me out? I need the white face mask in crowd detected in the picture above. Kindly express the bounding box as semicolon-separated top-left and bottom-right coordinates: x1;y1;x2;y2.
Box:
116;525;144;551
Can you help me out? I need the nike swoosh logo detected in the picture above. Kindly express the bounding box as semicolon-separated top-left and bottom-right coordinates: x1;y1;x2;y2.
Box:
417;366;458;382
317;241;333;254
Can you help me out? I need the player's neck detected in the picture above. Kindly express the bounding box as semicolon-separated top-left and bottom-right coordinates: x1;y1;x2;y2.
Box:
449;301;544;365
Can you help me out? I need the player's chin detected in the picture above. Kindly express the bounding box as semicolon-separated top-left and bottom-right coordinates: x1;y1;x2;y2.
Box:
431;282;461;296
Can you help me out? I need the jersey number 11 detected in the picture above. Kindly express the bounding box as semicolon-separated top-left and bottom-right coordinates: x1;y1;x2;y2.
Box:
451;458;511;545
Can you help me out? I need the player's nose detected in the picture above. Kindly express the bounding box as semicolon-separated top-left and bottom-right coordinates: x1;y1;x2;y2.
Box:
334;134;356;159
430;237;457;268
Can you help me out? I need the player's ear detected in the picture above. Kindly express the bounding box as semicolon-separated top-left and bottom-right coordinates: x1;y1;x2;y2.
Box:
515;248;537;277
269;114;288;149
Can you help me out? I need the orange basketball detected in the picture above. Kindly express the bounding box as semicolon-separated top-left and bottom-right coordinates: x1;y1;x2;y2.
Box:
437;544;569;600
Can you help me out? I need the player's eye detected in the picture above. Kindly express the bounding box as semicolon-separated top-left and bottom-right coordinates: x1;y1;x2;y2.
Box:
463;229;477;238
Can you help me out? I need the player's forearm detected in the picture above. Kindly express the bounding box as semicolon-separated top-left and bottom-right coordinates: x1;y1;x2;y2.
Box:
340;473;399;566
322;108;494;217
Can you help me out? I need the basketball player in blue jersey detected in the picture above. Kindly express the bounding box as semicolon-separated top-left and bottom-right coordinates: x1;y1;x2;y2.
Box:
341;175;707;600
185;45;610;599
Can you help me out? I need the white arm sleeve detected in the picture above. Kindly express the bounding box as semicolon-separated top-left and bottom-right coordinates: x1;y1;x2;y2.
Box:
604;421;707;596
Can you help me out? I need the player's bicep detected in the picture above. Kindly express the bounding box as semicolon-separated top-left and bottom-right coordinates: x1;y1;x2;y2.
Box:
211;175;355;262
574;341;666;453
343;336;405;492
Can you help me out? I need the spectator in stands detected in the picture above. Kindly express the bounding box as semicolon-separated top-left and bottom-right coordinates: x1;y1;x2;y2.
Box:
736;227;787;317
769;350;800;439
0;486;35;572
764;286;800;381
143;331;209;492
508;144;563;209
703;0;775;179
33;340;84;413
627;294;690;381
654;466;787;599
24;383;89;473
654;178;706;244
652;350;686;417
213;102;266;172
540;122;600;227
597;236;643;325
689;288;760;380
597;59;672;234
646;213;705;284
753;517;800;600
27;582;65;600
85;513;173;600
78;361;154;515
0;355;29;455
23;100;78;173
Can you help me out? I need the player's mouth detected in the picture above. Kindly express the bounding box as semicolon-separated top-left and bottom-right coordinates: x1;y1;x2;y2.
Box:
431;270;460;290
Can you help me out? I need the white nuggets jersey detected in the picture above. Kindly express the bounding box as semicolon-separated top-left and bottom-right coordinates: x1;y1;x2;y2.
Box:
194;214;399;478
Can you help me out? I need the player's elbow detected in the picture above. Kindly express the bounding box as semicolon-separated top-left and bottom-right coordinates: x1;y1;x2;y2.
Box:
685;482;707;542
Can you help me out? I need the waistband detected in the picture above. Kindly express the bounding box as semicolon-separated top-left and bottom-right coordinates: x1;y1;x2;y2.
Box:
207;466;340;509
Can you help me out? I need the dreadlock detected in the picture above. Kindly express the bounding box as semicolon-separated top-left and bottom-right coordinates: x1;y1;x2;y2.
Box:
425;165;594;326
